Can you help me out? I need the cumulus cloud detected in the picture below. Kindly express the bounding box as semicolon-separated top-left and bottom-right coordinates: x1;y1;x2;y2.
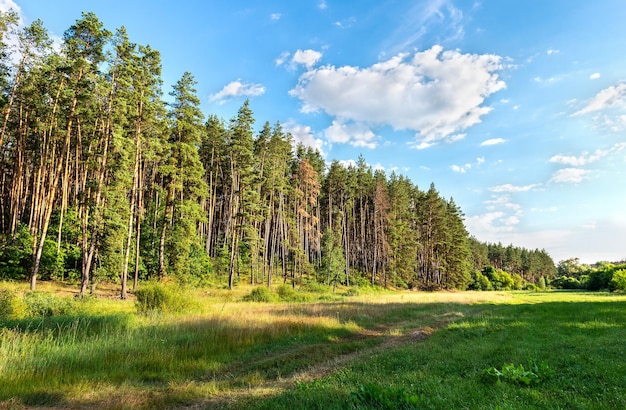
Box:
572;83;626;116
480;137;506;146
549;168;591;184
337;159;357;168
292;49;322;69
590;72;601;80
325;120;378;148
283;120;325;154
277;49;323;70
489;183;540;193
209;80;265;104
465;194;524;237
290;45;505;149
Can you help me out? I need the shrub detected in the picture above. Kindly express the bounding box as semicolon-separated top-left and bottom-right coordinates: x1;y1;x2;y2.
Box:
468;270;492;291
551;276;584;290
242;286;276;302
511;273;525;290
135;282;193;314
609;269;626;291
0;289;26;320
300;280;332;294
342;287;360;297
23;291;77;317
276;284;311;302
587;269;613;290
524;283;539;291
538;276;546;290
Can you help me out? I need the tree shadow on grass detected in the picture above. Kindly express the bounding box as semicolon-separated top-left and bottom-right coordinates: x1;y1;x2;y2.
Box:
1;298;625;409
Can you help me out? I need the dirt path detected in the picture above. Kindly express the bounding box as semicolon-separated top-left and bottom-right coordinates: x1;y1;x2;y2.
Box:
189;314;461;409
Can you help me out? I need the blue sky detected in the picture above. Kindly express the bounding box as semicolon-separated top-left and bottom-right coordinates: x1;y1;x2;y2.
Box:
4;0;626;263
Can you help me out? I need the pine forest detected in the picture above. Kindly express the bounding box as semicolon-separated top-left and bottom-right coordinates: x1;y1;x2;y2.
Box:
0;12;558;297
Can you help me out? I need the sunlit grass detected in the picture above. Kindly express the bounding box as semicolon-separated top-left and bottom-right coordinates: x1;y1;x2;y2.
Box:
1;285;625;408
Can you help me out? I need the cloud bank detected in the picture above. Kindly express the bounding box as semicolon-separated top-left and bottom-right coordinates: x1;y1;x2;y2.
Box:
289;45;505;149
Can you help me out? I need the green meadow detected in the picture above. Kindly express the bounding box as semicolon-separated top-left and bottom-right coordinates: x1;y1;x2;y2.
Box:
1;283;625;409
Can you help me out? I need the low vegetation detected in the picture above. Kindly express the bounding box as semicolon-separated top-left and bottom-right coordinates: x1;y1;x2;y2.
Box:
1;282;624;409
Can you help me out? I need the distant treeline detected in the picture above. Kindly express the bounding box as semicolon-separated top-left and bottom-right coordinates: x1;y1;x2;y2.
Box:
0;11;557;296
551;258;626;291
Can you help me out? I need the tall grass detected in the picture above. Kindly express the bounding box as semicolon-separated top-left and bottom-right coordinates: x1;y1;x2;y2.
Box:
0;287;625;409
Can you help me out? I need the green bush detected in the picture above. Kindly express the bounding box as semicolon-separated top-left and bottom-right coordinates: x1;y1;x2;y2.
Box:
538;276;546;290
276;284;311;302
524;283;539;291
468;270;492;291
342;287;360;297
0;225;33;280
587;269;613;290
23;291;77;317
242;286;276;302
0;289;26;320
134;282;194;314
300;280;332;294
551;276;585;290
609;269;626;291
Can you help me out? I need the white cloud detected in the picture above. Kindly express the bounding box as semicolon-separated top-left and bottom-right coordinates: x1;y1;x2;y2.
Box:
451;164;471;173
452;156;484;173
325;120;378;148
546;48;560;56
291;49;322;69
465;211;517;234
549;143;626;166
318;0;328;10
572;83;626;116
270;13;282;21
480;137;506;146
0;0;21;15
290;45;505;149
465;194;524;238
489;183;539;193
590;72;601;80
338;159;357;168
530;206;559;213
549;168;591;184
276;49;323;70
275;51;290;67
283;120;325;154
209;80;265;104
335;17;356;29
384;1;465;55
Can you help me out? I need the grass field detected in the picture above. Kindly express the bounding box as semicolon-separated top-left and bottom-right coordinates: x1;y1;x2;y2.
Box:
1;283;625;409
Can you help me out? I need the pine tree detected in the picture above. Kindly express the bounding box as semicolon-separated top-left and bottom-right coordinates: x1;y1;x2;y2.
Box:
158;72;207;279
224;100;255;289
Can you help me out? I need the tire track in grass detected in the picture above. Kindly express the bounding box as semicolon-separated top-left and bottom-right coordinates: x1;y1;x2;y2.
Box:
192;311;468;409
